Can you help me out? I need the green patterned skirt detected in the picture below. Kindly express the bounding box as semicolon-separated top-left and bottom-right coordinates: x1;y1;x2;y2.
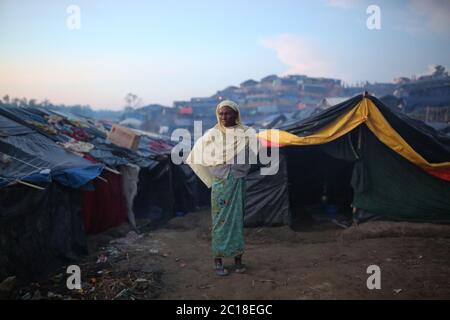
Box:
211;173;245;258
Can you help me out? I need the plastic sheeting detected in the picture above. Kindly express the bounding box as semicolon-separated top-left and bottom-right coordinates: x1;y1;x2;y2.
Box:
0;114;103;188
88;137;160;170
0;105;160;175
352;127;450;222
278;95;450;174
244;153;291;227
82;171;127;234
172;163;204;214
0;112;35;136
133;160;175;224
0;184;87;281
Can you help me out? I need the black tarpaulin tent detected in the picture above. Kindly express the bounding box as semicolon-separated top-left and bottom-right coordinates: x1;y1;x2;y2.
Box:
0;104;203;280
0;112;102;281
249;94;450;226
0;184;87;281
244;154;291;227
0;104;203;229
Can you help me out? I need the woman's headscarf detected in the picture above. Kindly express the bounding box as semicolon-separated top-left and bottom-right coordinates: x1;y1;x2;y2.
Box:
215;100;243;133
186;100;254;188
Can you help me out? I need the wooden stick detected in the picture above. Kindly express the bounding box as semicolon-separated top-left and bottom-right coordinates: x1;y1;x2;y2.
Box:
15;180;45;190
257;279;276;283
96;176;108;183
104;167;121;175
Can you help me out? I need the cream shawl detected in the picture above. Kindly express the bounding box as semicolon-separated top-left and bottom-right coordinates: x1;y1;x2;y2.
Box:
186;100;254;188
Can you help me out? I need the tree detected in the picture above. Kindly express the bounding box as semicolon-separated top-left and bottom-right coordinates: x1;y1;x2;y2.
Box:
2;95;9;104
41;99;51;108
124;93;143;109
431;65;448;78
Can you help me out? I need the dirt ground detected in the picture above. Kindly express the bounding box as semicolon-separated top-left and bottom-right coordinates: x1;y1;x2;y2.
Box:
10;208;450;300
148;210;450;299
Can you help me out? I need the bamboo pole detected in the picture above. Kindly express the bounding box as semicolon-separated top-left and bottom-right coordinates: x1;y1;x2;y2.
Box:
15;180;45;190
96;176;108;183
104;167;121;175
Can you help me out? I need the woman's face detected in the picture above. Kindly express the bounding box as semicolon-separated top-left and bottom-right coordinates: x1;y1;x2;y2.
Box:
218;106;238;127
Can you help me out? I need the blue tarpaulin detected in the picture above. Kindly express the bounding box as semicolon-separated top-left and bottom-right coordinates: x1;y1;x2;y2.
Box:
0;113;103;189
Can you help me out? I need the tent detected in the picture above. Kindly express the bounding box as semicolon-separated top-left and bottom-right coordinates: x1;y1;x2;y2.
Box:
0;109;103;188
0;104;201;230
0;103;203;280
0;183;87;281
0;110;103;280
247;94;450;226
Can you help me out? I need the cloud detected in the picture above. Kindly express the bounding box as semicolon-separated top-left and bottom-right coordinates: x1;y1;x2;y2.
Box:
404;0;450;33
261;33;334;77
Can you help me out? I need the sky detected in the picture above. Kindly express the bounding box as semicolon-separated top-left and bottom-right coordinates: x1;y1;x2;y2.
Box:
0;0;449;110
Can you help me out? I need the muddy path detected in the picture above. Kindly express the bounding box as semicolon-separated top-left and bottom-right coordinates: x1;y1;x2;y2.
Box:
150;210;450;299
9;209;450;300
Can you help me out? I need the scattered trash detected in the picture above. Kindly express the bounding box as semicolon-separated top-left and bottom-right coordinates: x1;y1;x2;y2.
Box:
47;292;63;299
393;289;402;294
180;262;187;268
256;279;277;285
175;257;181;262
31;290;42;300
0;276;17;294
96;254;108;263
149;249;159;255
113;288;129;300
198;284;214;289
0;276;17;299
331;218;352;229
417;255;423;259
105;247;121;258
110;231;144;245
11;225;164;300
21;292;32;300
0;153;11;164
175;211;187;217
134;279;149;291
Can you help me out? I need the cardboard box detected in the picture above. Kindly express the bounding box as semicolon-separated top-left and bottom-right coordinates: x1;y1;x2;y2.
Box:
107;124;141;151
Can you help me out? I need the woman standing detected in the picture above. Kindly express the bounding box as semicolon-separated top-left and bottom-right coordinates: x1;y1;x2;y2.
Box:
186;100;255;276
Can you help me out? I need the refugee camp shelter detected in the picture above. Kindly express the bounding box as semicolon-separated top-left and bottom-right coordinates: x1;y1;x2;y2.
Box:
246;93;450;226
0;110;104;280
0;104;203;281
